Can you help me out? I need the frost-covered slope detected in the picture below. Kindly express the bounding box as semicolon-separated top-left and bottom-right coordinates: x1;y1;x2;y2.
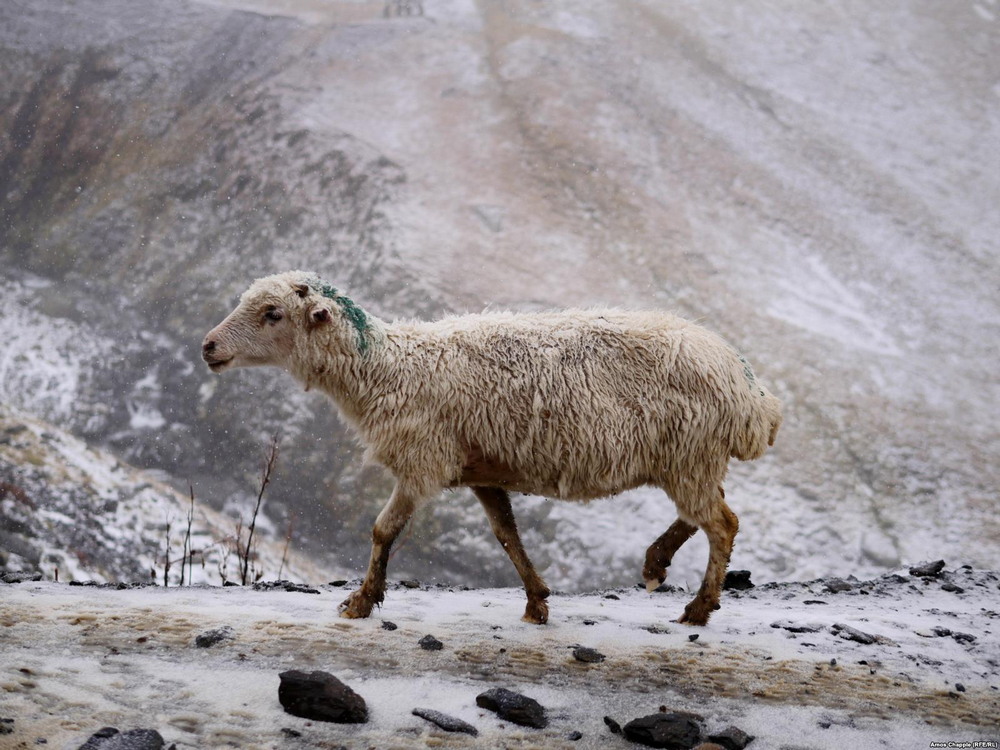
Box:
0;403;340;585
1;567;997;749
0;0;997;589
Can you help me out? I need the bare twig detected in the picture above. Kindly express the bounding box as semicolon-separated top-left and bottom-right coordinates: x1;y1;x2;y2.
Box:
181;485;195;586
162;519;172;587
240;435;279;586
277;515;295;581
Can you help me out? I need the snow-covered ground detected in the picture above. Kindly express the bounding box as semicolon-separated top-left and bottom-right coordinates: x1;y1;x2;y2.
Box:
1;566;996;749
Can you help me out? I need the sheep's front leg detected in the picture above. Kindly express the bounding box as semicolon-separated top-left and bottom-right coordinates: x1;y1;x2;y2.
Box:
473;486;550;624
340;484;419;619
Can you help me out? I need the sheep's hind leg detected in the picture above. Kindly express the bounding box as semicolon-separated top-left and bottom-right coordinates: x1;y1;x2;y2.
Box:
677;490;739;627
473;486;551;624
642;518;698;592
340;483;419;619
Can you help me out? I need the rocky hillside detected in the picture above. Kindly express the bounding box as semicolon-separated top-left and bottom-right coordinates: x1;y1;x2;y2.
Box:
0;0;997;587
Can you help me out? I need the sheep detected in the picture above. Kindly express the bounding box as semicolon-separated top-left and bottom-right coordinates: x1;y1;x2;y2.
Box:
201;270;782;626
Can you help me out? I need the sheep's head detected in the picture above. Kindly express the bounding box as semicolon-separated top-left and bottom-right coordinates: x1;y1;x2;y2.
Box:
201;271;373;374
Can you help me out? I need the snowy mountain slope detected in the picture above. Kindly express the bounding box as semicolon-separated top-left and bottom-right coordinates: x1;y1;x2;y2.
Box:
0;403;340;585
0;0;997;590
1;568;997;749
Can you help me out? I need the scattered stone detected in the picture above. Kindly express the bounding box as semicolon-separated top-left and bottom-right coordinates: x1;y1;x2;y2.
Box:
941;582;965;594
1;571;42;584
770;620;823;634
604;593;620;600
932;626;952;637
222;580;239;587
823;579;854;593
194;627;234;648
909;560;946;578
707;725;755;750
329;580;348;587
643;625;671;635
881;573;910;585
604;716;623;735
653;583;679;593
253;580;320;594
688;634;699;642
381;621;398;631
583;619;597;626
623;712;702;749
723;570;754;591
475;687;548;729
412;708;478;736
418;635;443;651
280;728;302;738
400;579;421;589
956;683;966;693
572;646;606;663
831;623;877;645
693;744;726;750
78;728;165;750
951;631;977;645
803;600;828;605
278;670;368;724
567;730;583;741
0;718;13;736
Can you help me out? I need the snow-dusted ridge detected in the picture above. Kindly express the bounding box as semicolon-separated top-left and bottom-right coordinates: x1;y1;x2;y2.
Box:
1;566;997;749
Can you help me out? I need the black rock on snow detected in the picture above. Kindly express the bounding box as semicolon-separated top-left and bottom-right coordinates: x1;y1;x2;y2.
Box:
278;670;368;724
194;626;234;648
622;712;702;749
909;560;946;578
412;707;479;736
78;727;165;750
418;634;444;651
475;687;548;729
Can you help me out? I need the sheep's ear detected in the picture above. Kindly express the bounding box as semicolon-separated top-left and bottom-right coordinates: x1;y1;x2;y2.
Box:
293;282;311;299
309;305;332;325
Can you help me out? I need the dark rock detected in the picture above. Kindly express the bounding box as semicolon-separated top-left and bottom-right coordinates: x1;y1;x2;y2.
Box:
0;718;13;736
280;728;301;738
688;634;699;642
623;713;702;749
803;600;828;605
329;580;348;587
823;579;854;593
381;620;398;631
831;623;877;645
770;620;823;634
952;632;977;645
418;635;443;651
412;708;478;736
572;646;606;663
941;582;965;594
194;627;234;648
253;580;319;594
475;687;548;729
278;670;368;724
78;728;164;750
723;570;754;591
909;560;946;577
931;626;952;637
956;683;966;693
222;581;239;587
604;593;620;600
567;730;583;741
707;726;755;750
400;579;421;589
583;619;597;625
1;571;42;583
653;583;679;593
604;716;623;735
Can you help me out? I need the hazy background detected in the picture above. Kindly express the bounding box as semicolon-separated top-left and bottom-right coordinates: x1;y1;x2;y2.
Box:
1;0;997;590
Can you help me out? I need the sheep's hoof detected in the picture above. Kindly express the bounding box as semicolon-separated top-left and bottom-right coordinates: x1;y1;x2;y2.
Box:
339;591;374;619
644;577;665;593
677;599;712;627
522;599;549;625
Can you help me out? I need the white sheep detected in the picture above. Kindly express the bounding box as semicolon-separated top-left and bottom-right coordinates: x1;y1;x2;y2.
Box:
202;271;782;625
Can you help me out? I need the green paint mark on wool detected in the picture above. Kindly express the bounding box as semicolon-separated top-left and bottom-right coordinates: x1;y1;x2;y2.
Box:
308;278;373;355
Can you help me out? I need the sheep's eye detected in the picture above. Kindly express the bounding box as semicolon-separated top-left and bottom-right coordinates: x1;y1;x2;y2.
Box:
263;307;283;323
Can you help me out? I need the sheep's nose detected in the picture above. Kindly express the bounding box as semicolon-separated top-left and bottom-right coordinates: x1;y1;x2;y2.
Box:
202;339;216;357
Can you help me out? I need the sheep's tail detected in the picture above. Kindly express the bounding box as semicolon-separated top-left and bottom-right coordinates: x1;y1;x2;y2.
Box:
724;348;782;462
